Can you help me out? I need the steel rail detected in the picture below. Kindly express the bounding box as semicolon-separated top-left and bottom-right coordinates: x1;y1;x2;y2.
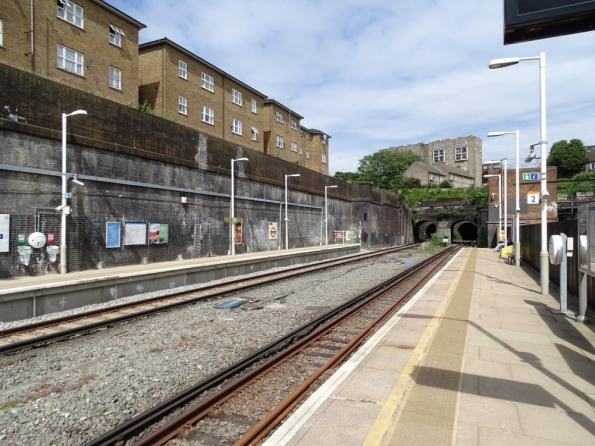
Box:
0;244;418;354
84;246;457;446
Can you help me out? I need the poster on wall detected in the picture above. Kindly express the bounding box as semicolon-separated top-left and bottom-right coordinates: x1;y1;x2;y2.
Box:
124;222;147;246
149;223;169;245
106;222;121;248
234;222;242;245
0;214;9;253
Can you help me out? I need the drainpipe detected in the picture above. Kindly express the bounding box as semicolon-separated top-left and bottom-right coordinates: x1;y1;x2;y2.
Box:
30;0;35;71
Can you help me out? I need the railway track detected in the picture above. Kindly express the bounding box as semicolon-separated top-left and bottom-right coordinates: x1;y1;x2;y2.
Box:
0;244;419;354
84;245;459;446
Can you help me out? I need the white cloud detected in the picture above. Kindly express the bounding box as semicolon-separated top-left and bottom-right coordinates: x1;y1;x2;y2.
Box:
110;0;595;174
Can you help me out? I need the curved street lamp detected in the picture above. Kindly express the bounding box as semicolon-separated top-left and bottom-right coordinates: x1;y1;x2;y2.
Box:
230;157;248;255
285;174;300;250
60;109;87;274
489;52;548;295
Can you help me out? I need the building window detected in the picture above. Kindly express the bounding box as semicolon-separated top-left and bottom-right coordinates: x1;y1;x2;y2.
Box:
433;149;445;163
322;153;327;164
57;44;84;76
251;126;258;141
201;105;214;125
306;134;310;140
109;24;125;47
276;111;283;123
290;119;297;130
306;150;310;159
299;148;303;155
201;72;214;92
291;141;297;152
179;60;187;79
232;118;242;135
251;99;257;113
0;19;3;47
590;161;595;171
57;0;84;28
178;95;187;115
276;135;284;149
322;134;327;145
232;89;242;105
109;66;121;90
455;146;468;161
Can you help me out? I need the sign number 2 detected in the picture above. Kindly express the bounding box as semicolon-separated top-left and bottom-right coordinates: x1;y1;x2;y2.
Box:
527;193;539;204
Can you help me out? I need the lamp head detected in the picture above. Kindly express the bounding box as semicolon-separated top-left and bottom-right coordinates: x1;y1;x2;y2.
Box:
327;185;338;189
72;174;84;186
235;157;249;162
524;153;536;163
67;110;87;117
487;132;506;137
489;57;520;69
286;174;300;178
55;205;64;211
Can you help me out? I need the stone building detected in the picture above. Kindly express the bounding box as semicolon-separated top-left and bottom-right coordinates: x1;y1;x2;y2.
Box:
390;136;483;186
404;161;475;188
0;0;145;104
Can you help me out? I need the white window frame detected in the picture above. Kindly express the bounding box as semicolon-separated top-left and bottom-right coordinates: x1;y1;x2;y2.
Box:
57;0;84;28
232;118;242;135
201;105;214;125
251;126;259;141
322;153;327;164
109;24;125;47
290;119;297;130
276;111;283;123
109;66;121;90
232;89;242;106
322;134;327;145
179;60;187;79
178;95;187;115
455;146;468;161
201;72;214;92
306;150;310;159
290;141;297;152
299;148;303;155
276;135;284;149
306;134;310;140
57;44;84;76
1;19;5;47
251;99;257;113
433;149;445;163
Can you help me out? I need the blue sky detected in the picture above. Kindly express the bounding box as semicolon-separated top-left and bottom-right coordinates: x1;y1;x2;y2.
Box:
108;0;595;175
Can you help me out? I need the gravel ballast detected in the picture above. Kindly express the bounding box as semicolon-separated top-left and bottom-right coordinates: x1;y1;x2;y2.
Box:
0;247;440;445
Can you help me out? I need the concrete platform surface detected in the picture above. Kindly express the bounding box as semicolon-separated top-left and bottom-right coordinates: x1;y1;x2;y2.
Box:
264;248;595;446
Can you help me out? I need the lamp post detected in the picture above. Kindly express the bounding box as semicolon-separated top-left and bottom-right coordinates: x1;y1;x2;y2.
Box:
488;131;520;266
484;174;502;248
324;185;338;245
60;109;87;274
490;52;548;295
484;158;508;250
285;174;300;250
230;157;248;256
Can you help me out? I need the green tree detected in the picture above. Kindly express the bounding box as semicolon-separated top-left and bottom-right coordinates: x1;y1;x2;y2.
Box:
402;177;422;189
357;149;421;190
333;171;364;183
439;179;452;188
547;139;588;179
462;185;488;217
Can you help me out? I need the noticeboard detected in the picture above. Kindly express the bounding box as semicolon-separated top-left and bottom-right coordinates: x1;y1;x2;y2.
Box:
149;223;169;245
124;222;147;246
106;222;121;248
0;214;9;253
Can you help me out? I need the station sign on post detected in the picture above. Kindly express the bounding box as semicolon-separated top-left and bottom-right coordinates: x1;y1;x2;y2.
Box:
522;172;539;180
527;193;540;205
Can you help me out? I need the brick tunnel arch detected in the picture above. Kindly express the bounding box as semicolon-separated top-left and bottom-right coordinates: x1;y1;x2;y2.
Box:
414;219;439;242
452;220;478;242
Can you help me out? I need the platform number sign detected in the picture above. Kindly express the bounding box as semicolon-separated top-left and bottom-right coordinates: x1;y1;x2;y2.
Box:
527;193;539;205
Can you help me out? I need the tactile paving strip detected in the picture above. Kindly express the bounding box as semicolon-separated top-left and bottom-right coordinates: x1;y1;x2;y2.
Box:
387;249;477;446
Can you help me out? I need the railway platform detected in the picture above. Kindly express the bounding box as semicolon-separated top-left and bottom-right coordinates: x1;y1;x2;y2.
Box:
0;244;359;323
264;248;595;446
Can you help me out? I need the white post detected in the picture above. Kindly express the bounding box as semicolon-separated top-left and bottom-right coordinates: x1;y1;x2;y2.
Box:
324;185;338;245
515;130;520;266
60;110;86;274
60;113;68;274
503;159;507;245
498;174;502;243
285;174;300;250
230;157;248;256
538;52;549;296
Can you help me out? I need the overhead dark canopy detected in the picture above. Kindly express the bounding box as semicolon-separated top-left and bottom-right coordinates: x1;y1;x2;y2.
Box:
504;0;595;44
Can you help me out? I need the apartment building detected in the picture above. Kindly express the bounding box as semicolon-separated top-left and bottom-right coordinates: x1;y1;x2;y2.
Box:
138;38;268;153
390;136;482;186
0;0;145;104
404;162;475;188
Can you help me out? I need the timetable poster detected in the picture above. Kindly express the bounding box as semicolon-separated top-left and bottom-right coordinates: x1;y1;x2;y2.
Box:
106;222;121;248
124;222;147;246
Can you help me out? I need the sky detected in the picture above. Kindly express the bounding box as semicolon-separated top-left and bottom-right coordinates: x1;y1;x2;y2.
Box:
108;0;595;175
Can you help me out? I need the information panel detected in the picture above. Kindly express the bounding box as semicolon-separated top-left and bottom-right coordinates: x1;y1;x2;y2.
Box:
578;204;595;276
0;214;9;253
149;223;169;245
106;222;121;248
124;222;147;246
